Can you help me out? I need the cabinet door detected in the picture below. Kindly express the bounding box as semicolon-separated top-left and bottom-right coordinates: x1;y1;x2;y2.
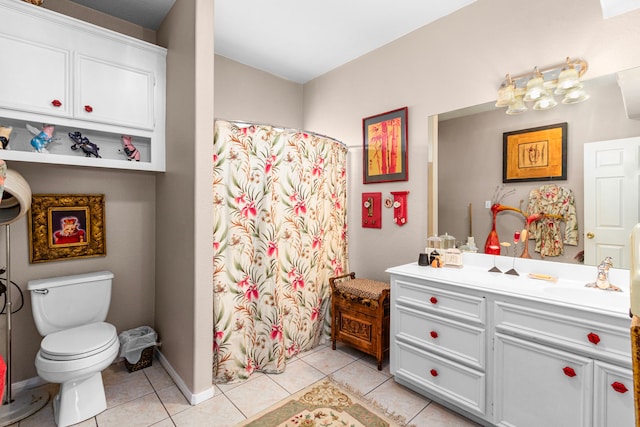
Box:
74;54;155;130
494;333;593;427
593;361;634;427
0;34;71;118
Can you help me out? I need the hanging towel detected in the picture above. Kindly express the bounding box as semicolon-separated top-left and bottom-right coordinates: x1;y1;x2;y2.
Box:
526;184;578;257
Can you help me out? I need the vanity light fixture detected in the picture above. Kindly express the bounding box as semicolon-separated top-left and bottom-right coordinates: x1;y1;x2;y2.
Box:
496;57;589;115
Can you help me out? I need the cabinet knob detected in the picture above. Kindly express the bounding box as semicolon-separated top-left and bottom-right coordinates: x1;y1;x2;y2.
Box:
611;382;628;393
562;366;577;377
587;332;600;345
430;331;438;339
84;105;94;113
429;296;438;304
51;99;62;107
430;369;438;377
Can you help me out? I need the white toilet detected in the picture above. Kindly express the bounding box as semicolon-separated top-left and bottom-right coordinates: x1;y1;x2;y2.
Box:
28;271;119;427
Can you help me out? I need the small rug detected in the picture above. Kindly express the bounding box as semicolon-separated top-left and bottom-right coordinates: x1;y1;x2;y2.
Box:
237;378;413;427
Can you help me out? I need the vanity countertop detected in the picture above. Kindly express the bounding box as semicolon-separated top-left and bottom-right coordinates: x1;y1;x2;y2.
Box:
387;252;631;319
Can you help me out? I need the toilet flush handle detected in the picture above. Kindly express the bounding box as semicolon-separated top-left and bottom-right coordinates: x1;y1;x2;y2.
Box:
32;289;49;295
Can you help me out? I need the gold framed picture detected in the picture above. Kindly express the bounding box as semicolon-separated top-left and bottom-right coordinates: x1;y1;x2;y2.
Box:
503;122;567;183
28;194;106;263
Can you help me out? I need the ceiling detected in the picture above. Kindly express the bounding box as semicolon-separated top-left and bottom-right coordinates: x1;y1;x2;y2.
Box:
66;0;640;84
66;0;476;83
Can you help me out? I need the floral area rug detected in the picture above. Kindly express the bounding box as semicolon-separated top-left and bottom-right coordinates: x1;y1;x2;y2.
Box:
237;378;413;427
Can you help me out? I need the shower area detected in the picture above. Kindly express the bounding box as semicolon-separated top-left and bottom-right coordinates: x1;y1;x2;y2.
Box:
212;120;348;383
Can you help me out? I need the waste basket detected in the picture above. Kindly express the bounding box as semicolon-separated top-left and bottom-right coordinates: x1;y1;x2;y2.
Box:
119;326;158;372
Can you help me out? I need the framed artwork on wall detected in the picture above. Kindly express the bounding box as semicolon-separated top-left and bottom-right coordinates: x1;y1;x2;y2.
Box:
503;122;567;183
28;194;106;263
363;107;408;184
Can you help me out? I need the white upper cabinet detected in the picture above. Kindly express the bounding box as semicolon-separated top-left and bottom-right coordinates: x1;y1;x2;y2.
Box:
0;0;166;171
74;54;155;130
0;35;71;118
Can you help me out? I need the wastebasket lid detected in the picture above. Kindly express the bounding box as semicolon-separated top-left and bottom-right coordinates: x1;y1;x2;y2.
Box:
41;322;117;360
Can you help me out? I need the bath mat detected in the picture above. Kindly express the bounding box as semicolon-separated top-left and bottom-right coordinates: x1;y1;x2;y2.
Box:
237;377;414;427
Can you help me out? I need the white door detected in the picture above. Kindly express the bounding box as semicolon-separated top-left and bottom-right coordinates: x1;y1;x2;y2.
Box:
584;137;640;269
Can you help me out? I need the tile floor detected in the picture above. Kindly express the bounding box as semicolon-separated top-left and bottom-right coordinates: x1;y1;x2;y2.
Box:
13;342;481;426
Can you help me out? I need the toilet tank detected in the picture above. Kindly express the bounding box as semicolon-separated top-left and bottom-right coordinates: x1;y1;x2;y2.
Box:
28;271;114;336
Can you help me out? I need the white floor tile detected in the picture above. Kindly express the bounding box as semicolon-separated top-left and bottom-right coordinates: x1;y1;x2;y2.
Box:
223;375;290;418
410;402;483;426
172;393;245;427
266;358;325;393
15;347;486;427
331;359;390;395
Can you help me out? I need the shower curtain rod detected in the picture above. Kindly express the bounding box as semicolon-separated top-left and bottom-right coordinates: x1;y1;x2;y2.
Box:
215;118;348;148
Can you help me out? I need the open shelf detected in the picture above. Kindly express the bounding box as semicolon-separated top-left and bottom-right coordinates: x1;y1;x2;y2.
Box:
0;117;159;171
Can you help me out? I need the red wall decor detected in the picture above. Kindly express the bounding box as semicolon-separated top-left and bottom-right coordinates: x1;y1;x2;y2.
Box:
391;191;409;226
362;192;382;228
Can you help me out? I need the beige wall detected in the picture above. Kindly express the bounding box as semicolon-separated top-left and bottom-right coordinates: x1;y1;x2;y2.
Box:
439;75;640;264
214;55;303;128
156;0;214;398
302;0;640;281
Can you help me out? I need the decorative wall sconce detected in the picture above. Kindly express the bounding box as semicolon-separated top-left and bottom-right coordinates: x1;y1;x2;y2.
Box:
362;192;382;228
495;57;589;115
390;191;409;226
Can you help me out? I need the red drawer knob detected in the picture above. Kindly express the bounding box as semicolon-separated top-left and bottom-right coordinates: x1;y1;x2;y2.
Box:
51;99;62;107
611;382;628;393
563;367;577;377
587;332;600;345
430;369;438;377
84;105;93;112
429;297;438;304
430;331;438;339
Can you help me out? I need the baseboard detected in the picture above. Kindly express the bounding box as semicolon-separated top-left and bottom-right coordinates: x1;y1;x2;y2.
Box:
14;352;215;407
10;375;47;393
155;349;215;405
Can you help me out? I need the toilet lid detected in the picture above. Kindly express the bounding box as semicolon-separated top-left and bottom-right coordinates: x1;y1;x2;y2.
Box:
41;322;118;361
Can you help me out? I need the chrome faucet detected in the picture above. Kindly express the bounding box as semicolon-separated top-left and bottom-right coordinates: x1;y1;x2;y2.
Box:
595;256;613;289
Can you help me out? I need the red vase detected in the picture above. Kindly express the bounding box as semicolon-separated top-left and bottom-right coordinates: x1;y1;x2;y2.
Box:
484;210;500;255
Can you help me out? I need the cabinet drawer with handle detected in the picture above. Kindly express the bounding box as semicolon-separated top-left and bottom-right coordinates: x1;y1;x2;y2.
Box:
395;305;485;369
394;278;486;325
495;301;631;365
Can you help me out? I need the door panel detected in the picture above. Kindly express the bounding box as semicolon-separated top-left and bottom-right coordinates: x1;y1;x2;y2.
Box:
584;138;640;268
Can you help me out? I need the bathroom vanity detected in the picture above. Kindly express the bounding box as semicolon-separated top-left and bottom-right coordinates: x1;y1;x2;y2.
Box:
387;253;633;427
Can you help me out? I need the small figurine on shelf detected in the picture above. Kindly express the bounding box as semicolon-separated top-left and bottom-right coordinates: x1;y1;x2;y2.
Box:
0;126;12;149
68;131;101;158
119;135;140;161
27;123;57;153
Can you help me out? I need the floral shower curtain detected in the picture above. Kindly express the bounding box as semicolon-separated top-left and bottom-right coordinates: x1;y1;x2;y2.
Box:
212;120;348;383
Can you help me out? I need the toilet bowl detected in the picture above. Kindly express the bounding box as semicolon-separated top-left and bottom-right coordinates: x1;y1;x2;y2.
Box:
28;271;118;427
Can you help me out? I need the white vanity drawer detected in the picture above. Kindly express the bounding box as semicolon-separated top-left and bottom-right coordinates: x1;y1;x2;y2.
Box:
394;340;486;416
395;305;485;370
495;301;631;365
394;278;486;325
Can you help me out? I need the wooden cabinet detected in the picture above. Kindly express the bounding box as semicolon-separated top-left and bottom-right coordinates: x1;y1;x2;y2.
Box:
388;258;633;427
0;0;166;171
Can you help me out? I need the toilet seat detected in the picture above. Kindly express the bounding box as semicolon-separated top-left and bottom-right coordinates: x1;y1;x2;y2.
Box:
40;322;117;361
